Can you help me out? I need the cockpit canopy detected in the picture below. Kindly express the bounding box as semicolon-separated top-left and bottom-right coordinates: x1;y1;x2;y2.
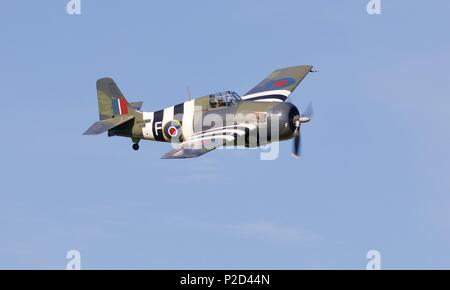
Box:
209;91;241;109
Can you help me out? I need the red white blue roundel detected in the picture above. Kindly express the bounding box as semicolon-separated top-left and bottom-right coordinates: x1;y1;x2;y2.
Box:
266;77;295;89
163;120;183;142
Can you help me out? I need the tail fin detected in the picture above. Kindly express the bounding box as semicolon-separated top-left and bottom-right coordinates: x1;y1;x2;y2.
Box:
97;78;134;120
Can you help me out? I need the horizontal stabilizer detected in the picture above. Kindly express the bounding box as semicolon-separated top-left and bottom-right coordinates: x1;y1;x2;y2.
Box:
83;115;134;135
129;101;143;110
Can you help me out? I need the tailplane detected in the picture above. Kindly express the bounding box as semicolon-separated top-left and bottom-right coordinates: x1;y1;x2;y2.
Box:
83;78;142;135
83;114;134;135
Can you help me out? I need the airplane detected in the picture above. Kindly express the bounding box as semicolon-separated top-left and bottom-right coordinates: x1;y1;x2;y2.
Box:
83;65;315;159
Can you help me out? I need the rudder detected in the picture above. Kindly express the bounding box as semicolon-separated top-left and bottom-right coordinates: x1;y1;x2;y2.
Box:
97;78;131;120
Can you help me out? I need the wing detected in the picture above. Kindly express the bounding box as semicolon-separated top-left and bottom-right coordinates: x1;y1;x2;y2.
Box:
161;143;217;159
161;139;222;159
83;115;134;135
242;65;313;102
161;123;256;159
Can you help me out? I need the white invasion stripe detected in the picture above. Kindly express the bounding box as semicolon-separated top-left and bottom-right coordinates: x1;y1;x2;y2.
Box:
182;100;195;140
142;111;154;140
191;124;256;137
162;106;174;129
242;89;291;100
253;98;284;102
190;129;246;140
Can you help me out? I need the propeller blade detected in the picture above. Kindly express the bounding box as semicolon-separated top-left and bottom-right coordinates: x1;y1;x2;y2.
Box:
292;127;301;158
302;102;314;119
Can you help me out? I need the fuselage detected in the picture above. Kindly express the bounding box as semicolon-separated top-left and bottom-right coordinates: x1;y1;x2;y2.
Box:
109;91;299;147
86;65;314;158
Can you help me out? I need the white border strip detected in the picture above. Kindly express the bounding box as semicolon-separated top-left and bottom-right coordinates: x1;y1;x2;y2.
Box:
242;89;291;100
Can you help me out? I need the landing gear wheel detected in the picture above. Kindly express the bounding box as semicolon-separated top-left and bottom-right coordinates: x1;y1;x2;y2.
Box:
132;143;139;151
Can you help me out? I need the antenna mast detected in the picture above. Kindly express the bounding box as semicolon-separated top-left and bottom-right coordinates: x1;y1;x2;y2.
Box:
187;86;192;101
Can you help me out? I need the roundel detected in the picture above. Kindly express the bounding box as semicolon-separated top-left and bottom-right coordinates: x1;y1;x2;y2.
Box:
266;77;295;89
162;120;183;142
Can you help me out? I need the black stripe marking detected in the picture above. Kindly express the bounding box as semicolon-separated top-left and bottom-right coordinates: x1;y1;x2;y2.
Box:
152;110;165;141
244;127;250;147
174;103;184;121
233;123;238;147
257;126;260;147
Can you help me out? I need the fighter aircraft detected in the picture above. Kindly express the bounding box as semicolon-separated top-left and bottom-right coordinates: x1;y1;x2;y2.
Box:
83;65;315;159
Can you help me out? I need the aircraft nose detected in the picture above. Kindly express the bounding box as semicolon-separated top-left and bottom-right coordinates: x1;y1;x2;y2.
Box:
268;102;299;140
287;104;300;132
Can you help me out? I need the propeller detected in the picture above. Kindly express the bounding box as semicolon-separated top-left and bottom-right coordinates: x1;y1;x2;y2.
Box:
292;103;313;159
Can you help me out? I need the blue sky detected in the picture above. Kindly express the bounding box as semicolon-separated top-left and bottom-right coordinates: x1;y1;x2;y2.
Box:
1;0;450;269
